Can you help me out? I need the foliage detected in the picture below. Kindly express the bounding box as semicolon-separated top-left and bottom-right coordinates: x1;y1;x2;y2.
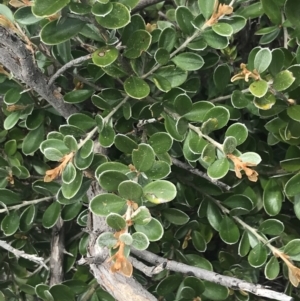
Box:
1;0;300;300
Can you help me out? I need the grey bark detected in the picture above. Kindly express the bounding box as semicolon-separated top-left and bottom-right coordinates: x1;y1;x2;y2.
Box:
0;27;78;119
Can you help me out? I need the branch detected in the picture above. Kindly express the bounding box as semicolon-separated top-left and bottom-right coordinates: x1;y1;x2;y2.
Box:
85;143;157;301
0;196;53;214
131;249;293;301
0;26;78;119
48;54;92;86
0;240;48;269
172;158;231;191
132;0;164;13
50;217;65;286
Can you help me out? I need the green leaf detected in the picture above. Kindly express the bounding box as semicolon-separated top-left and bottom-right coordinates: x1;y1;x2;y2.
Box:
249;80;268;98
4;112;21;130
172;53;204;71
184;101;214;122
124;30;152;59
156;274;183;296
207;158;229;180
92;47;118;67
285;173;300;196
61;170;83;199
131;206;151;225
143;180;177;204
207;201;223;231
265;256;280;280
263;179;283;216
174;94;193;115
62;162;76;184
175;6;194;36
258;219;284;235
231;90;251;109
106;213;126;230
134;218;164;241
192;230;207;252
99;122;115;147
202;281;229;301
261;0;281;24
212;23;233;37
97;232;118;248
131;232;149;250
287;105;300;122
273;70;295;91
285;0;300;27
42;202;61;229
61;202;82;221
254;93;276;110
124;77;150;99
149;132;173;154
49;285;74;301
203;106;230;130
64;136;78;152
90;193;126;216
4;88;21;105
91;2;113;16
219;216;240;244
213;64;231;92
248;243;268;267
98;170;128;191
64;90;93;104
284;239;300;256
95;3;130;29
40;18;85;45
4;139;16;156
95;162;130;178
162;208;189;225
254;48;272;73
114;134;138;153
202;29;229;49
132;143;155;172
223;136;237;155
32;0;70;17
198;0;214;20
158;27;176;53
144;161;171;180
19;205;35;232
118;180;143;202
155;66;187;88
1;211;20;236
225;123;248;145
238;231;250;257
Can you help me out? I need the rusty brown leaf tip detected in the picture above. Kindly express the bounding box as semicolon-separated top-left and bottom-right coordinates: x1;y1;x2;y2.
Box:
44;152;74;182
206;0;233;26
227;153;258;182
108;230;133;277
231;63;261;82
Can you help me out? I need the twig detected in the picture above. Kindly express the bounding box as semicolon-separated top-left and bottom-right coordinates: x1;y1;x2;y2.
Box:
210;88;249;103
50;217;65;286
172;158;231;191
131;249;293;301
0;196;53;214
48;54;92;86
282;12;288;49
0;240;48;269
130;256;165;277
71;72;102;91
132;0;164;13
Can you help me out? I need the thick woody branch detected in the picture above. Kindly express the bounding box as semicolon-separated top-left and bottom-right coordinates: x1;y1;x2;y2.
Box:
49;217;65;286
131;249;293;301
0;240;47;269
0;26;78;119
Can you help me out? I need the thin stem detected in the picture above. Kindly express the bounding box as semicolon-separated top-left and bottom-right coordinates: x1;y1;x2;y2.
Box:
0;196;53;214
77;96;129;149
281;12;288;49
48;54;92;86
210;88;249;103
189;124;224;152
